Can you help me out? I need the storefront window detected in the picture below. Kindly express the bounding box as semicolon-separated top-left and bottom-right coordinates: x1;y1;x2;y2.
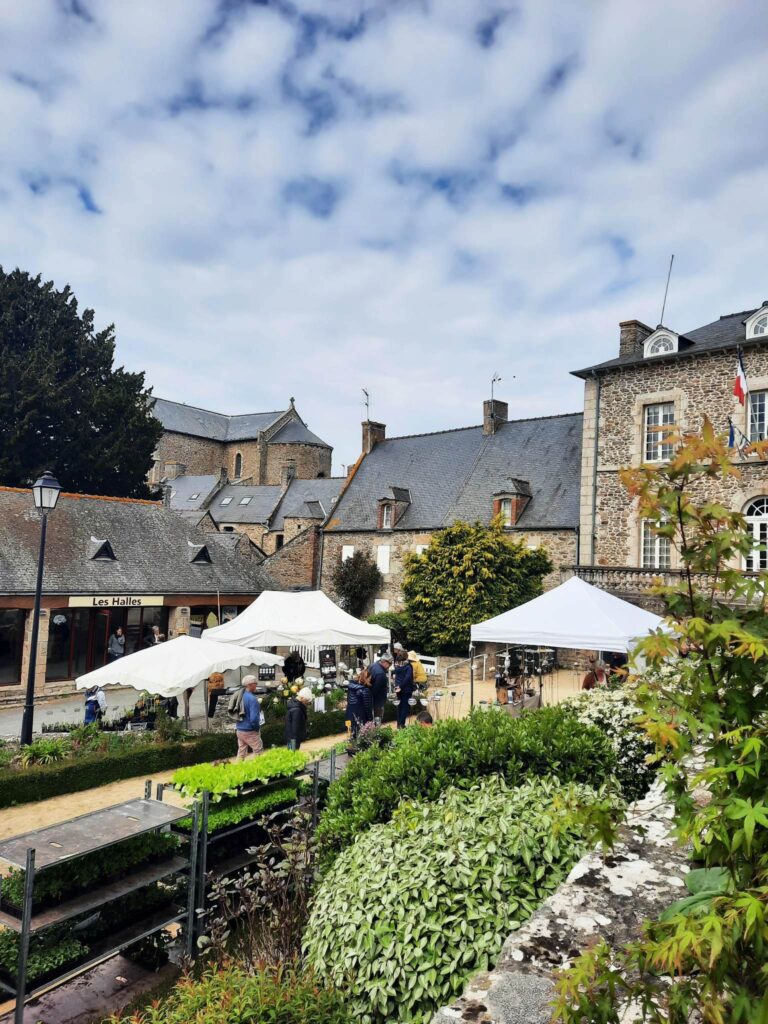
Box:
47;611;74;681
47;607;169;681
0;610;25;686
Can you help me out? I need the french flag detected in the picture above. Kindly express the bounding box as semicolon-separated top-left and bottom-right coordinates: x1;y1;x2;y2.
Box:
734;353;749;406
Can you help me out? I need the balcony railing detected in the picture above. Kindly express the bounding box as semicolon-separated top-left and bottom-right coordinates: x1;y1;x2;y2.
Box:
574;564;760;593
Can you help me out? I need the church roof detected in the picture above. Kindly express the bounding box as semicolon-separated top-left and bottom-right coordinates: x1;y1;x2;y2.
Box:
152;398;285;442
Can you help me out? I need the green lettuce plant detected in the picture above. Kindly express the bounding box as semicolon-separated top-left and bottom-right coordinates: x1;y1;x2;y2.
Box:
175;781;301;834
0;930;87;983
171;747;307;800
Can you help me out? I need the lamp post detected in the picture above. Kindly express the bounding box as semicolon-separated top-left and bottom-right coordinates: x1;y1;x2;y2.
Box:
20;471;62;746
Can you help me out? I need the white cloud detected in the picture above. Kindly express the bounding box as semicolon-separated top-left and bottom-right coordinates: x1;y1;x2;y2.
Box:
0;0;766;471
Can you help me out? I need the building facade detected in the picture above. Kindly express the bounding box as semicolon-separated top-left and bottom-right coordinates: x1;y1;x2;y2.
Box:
320;400;583;615
573;302;768;604
0;488;272;702
149;397;332;486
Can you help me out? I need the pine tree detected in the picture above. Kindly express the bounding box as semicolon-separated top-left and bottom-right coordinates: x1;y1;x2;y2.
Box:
0;267;163;496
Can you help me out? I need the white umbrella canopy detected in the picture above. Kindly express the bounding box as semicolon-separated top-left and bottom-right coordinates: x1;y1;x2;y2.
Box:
75;635;284;698
203;590;391;648
470;576;664;654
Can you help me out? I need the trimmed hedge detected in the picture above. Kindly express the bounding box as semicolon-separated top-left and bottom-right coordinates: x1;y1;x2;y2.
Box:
0;701;389;808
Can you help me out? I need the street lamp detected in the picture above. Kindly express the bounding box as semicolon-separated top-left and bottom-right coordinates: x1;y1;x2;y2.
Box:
20;471;62;746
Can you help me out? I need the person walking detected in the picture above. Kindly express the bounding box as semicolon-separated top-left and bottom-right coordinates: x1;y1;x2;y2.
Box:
581;656;608;691
107;626;125;662
285;686;313;750
393;650;415;728
368;652;392;723
234;675;263;760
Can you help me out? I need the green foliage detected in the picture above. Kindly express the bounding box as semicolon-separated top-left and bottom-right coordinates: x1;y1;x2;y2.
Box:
19;737;69;766
176;781;302;833
306;776;613;1023
366;611;410;648
0;731;237;808
172;748;307;800
331;549;382;617
0;929;87;983
401;518;552;654
0;267;162;496
553;420;768;1023
107;961;351;1024
316;706;616;863
2;831;179;910
561;687;657;801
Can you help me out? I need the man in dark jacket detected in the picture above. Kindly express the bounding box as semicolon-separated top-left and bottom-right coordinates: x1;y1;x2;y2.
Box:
285;687;313;750
393;652;415;728
368;653;392;723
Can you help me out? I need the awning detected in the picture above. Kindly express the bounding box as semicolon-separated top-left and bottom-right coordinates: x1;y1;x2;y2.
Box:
75;635;284;698
470;576;663;653
203;589;391;648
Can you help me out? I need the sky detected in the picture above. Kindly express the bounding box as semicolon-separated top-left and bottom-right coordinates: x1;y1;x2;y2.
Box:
1;0;767;472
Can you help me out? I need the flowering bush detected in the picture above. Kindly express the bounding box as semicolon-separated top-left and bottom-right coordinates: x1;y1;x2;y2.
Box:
561;686;656;801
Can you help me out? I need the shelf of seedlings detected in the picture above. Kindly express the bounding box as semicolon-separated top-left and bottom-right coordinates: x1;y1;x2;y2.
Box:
0;782;199;1024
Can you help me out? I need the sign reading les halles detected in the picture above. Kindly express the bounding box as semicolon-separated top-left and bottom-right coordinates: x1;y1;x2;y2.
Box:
68;595;164;609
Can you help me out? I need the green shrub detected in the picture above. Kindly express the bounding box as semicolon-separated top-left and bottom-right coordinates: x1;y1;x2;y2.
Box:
19;737;70;766
305;776;610;1023
175;781;302;833
316;706;616;862
171;748;307;800
107;961;351;1024
3;830;179;910
0;929;87;983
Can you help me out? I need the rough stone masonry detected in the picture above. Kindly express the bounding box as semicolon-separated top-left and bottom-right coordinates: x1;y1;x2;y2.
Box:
432;780;688;1024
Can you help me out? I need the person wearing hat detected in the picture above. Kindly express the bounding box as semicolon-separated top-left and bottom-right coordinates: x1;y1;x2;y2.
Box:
285;687;313;751
408;650;428;687
369;651;392;724
235;675;263;760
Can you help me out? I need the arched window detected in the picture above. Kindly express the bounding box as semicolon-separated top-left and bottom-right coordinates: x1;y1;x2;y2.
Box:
234;452;242;478
745;497;768;570
752;315;768;337
648;335;675;355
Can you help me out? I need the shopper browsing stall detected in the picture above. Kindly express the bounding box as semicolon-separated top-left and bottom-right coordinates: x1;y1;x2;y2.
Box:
285;687;313;750
368;652;392;723
234;675;263;760
394;650;415;728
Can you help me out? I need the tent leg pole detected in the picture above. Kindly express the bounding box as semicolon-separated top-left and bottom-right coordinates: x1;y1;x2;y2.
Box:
469;643;475;710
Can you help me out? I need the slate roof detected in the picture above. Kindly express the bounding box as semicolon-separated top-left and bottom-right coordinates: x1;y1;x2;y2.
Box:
0;488;273;596
270;478;345;530
152;398;285;442
572;308;766;378
209;485;283;525
168;474;220;511
326;413;582;532
268;420;331;448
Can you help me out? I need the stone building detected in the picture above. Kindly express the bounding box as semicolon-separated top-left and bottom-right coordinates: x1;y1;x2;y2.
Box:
149;397;332;486
320;400;583;616
572;302;768;604
0;487;273;702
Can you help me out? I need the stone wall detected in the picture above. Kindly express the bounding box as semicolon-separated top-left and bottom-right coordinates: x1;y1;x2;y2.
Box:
432;781;687;1024
225;439;265;482
321;529;578;616
263;442;331;484
218;522;269;549
153;432;226;479
579;346;768;569
265;525;321;590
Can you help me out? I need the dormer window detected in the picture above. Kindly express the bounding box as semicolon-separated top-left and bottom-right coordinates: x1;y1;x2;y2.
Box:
89;537;116;561
744;305;768;339
382;504;393;529
644;328;679;358
499;498;513;527
189;493;200;500
188;542;212;564
239;496;252;506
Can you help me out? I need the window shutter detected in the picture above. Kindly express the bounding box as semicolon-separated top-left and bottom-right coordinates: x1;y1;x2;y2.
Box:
376;545;391;574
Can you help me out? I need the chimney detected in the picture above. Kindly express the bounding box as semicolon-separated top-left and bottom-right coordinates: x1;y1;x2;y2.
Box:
164;462;185;481
483;399;508;436
619;319;653;358
280;462;296;488
362;420;386;455
163;485;172;508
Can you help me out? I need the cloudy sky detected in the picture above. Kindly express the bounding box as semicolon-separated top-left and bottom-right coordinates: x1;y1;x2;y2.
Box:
2;1;767;470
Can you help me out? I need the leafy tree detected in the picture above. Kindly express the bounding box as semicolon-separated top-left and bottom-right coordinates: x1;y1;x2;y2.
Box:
553;419;768;1024
367;611;410;649
402;518;552;655
0;267;162;496
331;549;382;617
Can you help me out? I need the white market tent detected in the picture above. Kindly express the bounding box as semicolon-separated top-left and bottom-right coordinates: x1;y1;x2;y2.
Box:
75;635;284;699
202;589;391;649
470;576;663;653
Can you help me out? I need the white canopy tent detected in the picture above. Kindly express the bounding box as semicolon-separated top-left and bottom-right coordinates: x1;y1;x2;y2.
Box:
202;590;390;649
470;576;663;653
75;635;284;699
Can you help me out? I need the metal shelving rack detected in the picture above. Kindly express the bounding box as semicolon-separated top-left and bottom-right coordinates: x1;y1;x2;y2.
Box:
0;783;199;1024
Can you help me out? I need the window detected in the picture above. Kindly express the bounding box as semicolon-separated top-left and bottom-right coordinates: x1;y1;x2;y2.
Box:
382;504;393;529
234;453;242;478
275;534;284;550
749;391;767;442
648;335;675;355
239;496;252;506
341;545;354;562
750;314;767;338
415;544;428;555
644;402;675;462
745;497;768;571
376;545;391;574
499;498;513;527
222;526;235;532
374;598;390;614
220;497;233;506
0;610;25;685
641;521;671;570
189;492;200;500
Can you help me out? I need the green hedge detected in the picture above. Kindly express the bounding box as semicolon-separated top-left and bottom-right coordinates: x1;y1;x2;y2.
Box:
0;702;385;808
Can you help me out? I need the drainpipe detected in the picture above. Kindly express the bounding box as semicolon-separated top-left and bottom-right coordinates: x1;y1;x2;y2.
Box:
317;528;325;590
590;371;602;566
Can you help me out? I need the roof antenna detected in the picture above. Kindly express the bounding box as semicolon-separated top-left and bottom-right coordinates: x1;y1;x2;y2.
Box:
362;388;370;419
659;253;675;326
491;372;502;402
